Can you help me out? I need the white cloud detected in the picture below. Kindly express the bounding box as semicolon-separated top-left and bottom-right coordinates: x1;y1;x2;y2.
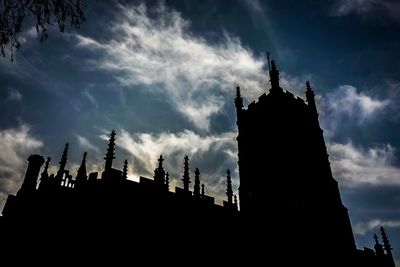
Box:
325;85;389;123
354;218;400;235
76;134;100;154
0;125;43;211
75;2;268;131
100;129;238;203
279;72;312;98
329;141;400;186
7;88;23;101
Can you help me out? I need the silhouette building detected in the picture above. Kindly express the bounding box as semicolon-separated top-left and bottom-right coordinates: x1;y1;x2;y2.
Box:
0;60;395;266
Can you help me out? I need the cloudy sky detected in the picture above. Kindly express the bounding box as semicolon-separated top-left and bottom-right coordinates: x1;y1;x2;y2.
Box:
0;0;399;261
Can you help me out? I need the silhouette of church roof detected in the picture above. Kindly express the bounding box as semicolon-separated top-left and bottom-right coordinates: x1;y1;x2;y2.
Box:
0;60;395;267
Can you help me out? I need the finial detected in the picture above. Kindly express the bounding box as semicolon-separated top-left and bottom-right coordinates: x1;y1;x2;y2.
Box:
269;57;281;92
59;143;69;165
236;84;241;97
154;155;166;185
182;155;191;191
83;152;87;161
306;80;312;91
234;194;238;210
158;155;164;167
235;84;244;110
201;183;205;197
104;130;116;171
226;169;233;204
380;227;396;267
193;167;201;198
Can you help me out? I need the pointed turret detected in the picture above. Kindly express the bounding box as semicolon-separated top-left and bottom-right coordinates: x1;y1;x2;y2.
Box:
374;233;385;257
235;84;243;111
380;227;395;267
234;194;238;211
104;130;116;171
55;143;69;186
39;157;51;190
75;152;88;189
193;168;201;198
268;55;282;93
154;155;166;185
305;81;318;118
226;169;233;204
182;155;190;191
59;143;69;172
18;154;45;196
201;183;205;197
165;172;170;191
122;159;128;180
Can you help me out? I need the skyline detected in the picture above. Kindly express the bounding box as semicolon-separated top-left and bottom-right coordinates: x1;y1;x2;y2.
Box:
0;0;399;262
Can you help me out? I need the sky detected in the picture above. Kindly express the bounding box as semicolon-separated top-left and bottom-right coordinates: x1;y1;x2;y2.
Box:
0;0;399;262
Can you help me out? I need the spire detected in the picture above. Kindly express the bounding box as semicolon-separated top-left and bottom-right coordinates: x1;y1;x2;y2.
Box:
268;55;281;92
59;143;69;172
165;172;169;191
234;194;238;211
226;169;233;204
55;143;69;186
40;157;51;182
122;159;128;179
158;155;164;169
201;183;205;197
234;84;243;110
182;155;190;191
305;81;318;118
75;152;88;189
104;130;116;171
381;227;394;259
374;233;385;257
38;156;51;191
154;155;166;185
193;167;201;198
381;227;396;267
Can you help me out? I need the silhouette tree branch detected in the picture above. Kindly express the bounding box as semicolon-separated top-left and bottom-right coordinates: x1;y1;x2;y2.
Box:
0;0;85;61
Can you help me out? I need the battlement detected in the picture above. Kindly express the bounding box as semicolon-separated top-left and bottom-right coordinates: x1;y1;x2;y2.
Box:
244;88;308;113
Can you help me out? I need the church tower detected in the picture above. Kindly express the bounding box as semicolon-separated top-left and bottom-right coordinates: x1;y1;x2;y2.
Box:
235;59;356;261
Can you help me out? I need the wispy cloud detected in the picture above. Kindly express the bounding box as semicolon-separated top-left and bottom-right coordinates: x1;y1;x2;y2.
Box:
100;129;238;203
7;88;23;101
82;87;98;108
74;2;267;131
321;85;390;135
76;134;100;154
354;218;400;235
327;85;389;120
332;0;400;22
0;124;43;210
329;141;400;186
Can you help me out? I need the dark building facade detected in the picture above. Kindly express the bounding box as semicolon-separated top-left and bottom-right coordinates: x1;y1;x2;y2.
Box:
235;60;357;264
0;61;395;266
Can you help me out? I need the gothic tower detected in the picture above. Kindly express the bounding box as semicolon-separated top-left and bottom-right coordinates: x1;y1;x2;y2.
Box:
235;60;356;262
17;154;45;196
